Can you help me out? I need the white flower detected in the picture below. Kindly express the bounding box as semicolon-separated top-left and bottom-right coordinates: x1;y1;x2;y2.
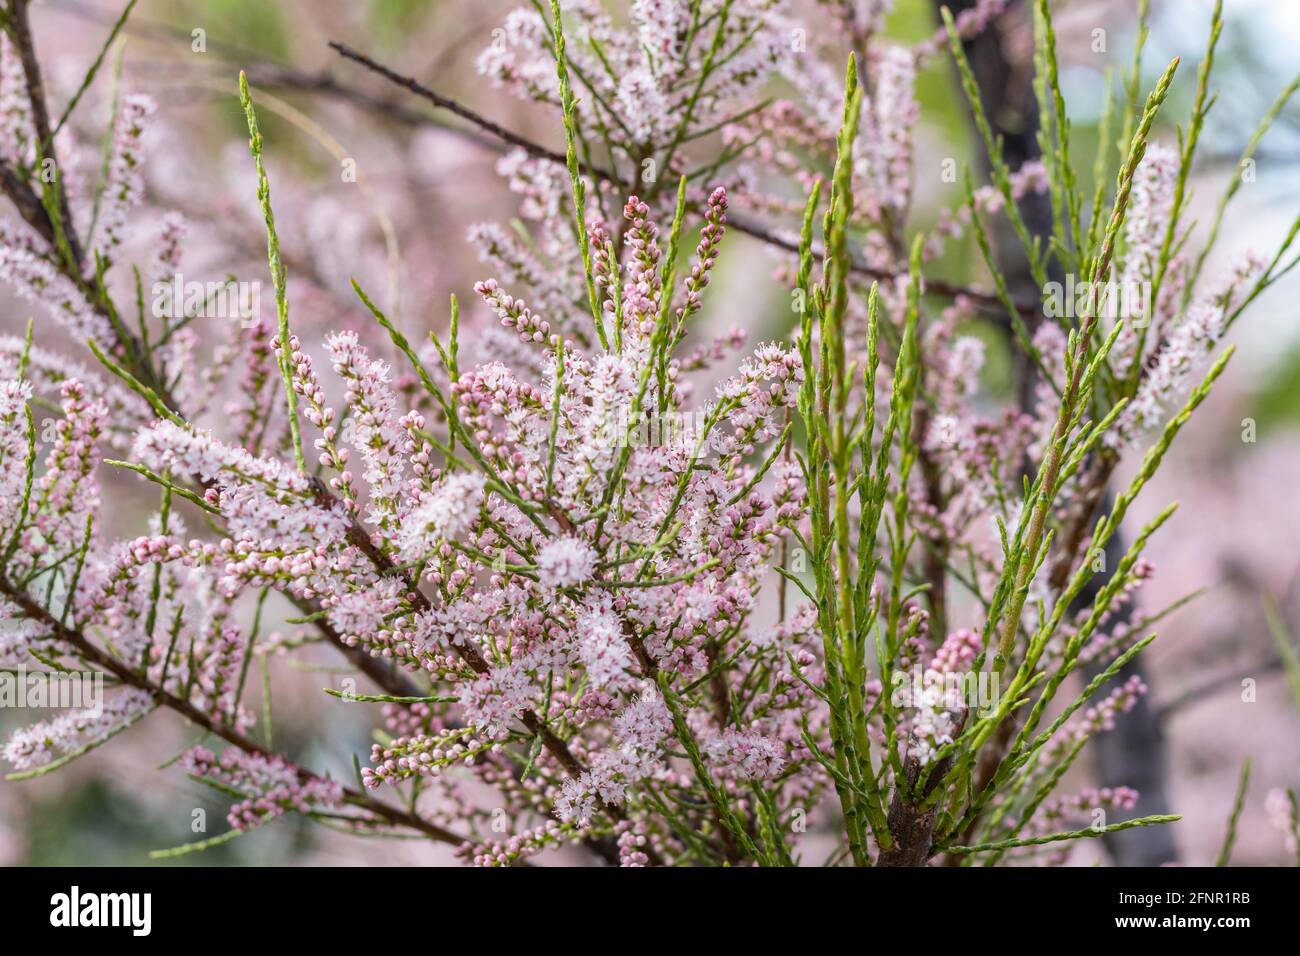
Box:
577;601;631;688
536;535;596;589
397;472;487;560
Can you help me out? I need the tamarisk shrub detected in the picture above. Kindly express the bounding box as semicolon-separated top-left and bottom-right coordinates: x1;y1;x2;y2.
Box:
0;0;1295;866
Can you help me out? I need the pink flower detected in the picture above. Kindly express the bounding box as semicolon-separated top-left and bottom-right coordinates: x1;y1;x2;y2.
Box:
4;691;154;771
704;727;786;780
536;536;597;590
94;94;157;257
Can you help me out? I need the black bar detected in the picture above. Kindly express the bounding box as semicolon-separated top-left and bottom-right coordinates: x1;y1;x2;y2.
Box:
0;864;1286;942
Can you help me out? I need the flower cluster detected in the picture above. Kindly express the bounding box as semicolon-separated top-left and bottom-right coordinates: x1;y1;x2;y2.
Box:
94;94;156;257
182;747;343;831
